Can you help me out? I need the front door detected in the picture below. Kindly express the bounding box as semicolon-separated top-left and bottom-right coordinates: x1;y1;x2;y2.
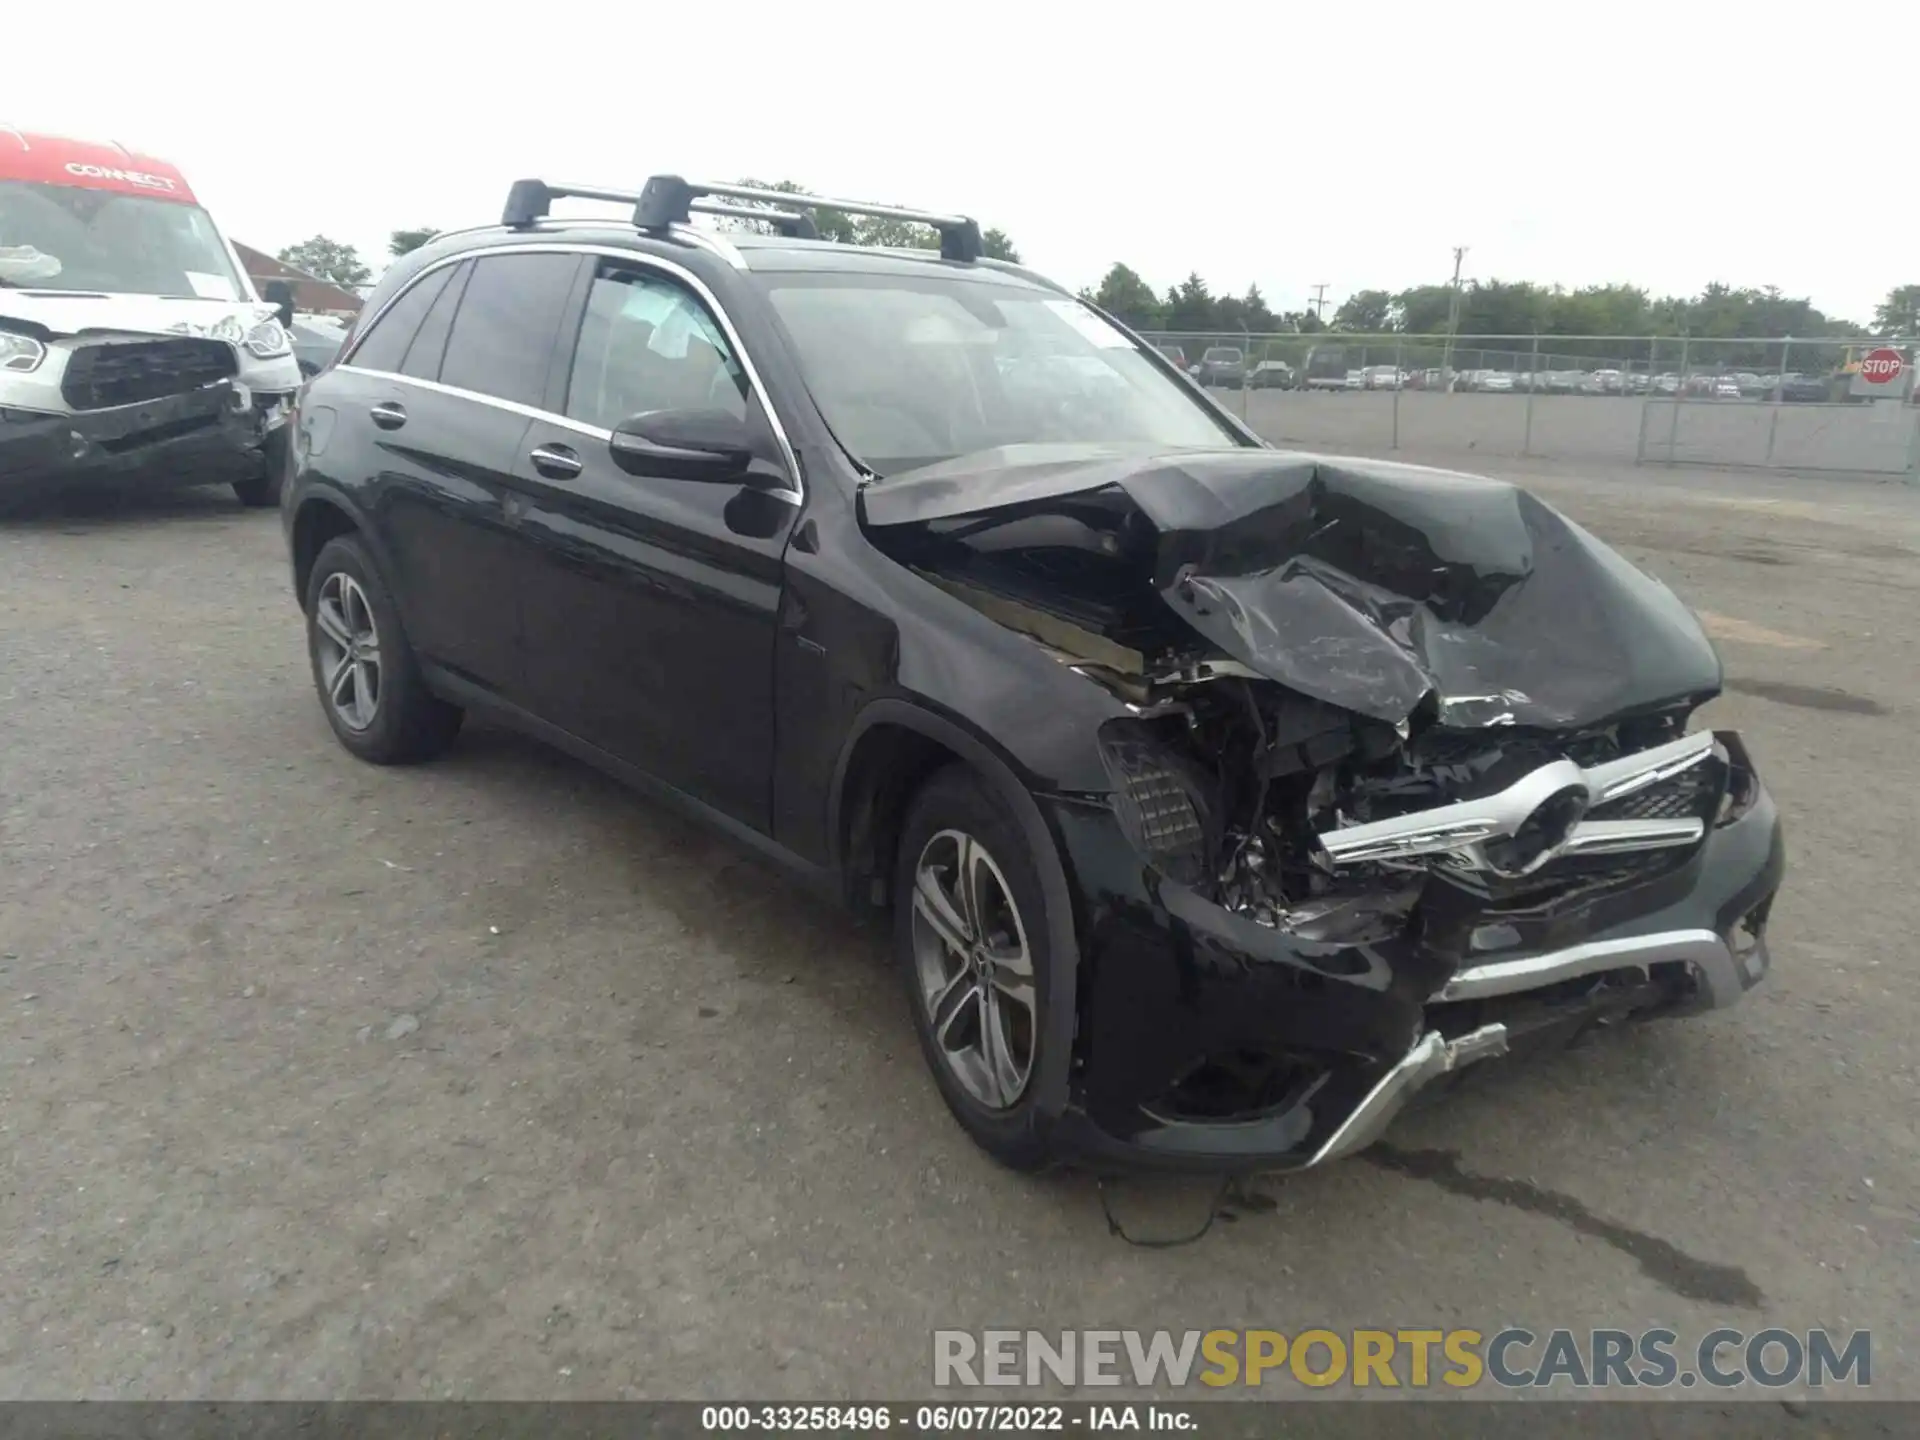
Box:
511;257;797;830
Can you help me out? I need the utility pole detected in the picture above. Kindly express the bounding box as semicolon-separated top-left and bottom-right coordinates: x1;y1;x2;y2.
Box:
1308;283;1329;322
1440;246;1469;390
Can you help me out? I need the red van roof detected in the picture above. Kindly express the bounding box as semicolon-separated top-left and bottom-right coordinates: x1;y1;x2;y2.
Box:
0;127;197;204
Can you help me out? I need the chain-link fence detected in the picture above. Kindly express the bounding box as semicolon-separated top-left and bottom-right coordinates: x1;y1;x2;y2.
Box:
1142;331;1920;476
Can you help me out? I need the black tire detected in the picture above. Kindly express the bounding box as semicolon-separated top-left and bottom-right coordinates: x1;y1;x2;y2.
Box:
304;533;462;764
893;764;1061;1172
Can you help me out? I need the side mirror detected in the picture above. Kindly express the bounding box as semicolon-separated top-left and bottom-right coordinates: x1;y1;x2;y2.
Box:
263;280;296;330
609;408;756;482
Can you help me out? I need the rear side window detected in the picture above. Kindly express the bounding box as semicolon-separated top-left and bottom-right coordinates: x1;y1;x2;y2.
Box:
439;253;579;408
347;266;452;374
399;260;470;381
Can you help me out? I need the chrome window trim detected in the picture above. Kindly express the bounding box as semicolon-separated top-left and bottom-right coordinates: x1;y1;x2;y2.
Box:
339;241;801;498
339;365;611;439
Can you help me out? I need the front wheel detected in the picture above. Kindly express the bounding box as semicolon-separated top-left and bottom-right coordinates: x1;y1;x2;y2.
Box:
894;766;1061;1171
304;533;463;764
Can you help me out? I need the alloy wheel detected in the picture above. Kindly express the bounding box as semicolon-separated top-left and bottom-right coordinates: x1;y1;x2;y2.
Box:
312;572;382;732
909;828;1037;1111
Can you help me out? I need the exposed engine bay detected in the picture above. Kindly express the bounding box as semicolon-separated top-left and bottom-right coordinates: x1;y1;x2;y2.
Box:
863;452;1732;945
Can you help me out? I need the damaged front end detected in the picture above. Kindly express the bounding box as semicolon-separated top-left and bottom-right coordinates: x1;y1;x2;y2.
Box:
865;447;1785;1169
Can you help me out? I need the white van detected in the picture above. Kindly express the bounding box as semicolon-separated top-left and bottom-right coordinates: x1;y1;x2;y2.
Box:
0;127;303;505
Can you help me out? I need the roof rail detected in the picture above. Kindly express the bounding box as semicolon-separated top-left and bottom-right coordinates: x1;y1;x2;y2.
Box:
502;178;819;239
633;176;983;262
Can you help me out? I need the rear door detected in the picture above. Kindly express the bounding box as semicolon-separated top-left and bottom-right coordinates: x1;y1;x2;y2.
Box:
509;256;797;829
351;251;581;698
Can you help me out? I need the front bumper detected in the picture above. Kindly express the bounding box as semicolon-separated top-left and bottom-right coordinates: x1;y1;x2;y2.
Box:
1043;733;1784;1172
0;381;260;497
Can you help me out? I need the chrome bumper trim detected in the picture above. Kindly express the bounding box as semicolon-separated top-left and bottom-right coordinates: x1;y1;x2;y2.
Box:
1309;1023;1509;1167
1434;926;1744;1007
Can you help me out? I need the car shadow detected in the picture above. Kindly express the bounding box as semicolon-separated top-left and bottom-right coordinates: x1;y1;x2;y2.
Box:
0;483;259;530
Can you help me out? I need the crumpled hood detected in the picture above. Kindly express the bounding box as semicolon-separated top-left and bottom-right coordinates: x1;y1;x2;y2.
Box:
862;445;1723;729
0;290;273;342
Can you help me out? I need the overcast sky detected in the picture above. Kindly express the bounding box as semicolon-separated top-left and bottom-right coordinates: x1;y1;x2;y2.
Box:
12;3;1912;323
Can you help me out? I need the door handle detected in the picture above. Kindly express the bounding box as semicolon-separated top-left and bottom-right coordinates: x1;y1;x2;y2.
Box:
370;401;407;430
529;442;583;480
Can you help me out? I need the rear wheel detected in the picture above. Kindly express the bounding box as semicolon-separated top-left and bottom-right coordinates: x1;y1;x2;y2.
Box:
304;534;462;764
894;765;1060;1171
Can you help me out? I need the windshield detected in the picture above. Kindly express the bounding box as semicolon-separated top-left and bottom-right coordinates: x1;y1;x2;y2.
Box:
761;272;1243;475
0;181;245;298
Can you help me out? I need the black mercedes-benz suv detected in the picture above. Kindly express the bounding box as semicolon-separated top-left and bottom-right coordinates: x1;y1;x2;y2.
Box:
282;176;1785;1173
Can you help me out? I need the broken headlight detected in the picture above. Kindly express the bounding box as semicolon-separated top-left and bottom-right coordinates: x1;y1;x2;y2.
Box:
244;319;292;359
0;333;46;373
1713;733;1762;828
1098;722;1215;886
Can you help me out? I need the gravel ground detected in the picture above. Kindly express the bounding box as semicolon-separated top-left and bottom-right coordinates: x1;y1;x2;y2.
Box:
1;460;1916;1403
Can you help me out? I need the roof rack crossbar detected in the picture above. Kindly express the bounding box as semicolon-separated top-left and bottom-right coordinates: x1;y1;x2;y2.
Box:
634;175;982;261
687;198;819;239
502;180;645;228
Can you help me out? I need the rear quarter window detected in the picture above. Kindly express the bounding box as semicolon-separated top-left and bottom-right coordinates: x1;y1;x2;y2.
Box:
347;265;453;374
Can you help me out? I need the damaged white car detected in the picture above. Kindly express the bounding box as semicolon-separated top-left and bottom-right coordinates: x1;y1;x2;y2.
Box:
0;128;302;506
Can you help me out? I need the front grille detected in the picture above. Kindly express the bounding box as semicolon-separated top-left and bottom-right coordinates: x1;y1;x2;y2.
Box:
61;337;237;412
1587;760;1719;822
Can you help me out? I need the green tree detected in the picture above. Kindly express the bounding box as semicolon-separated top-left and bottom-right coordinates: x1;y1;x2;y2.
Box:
276;236;370;287
1393;285;1456;334
1239;284;1277;333
981;228;1020;263
389;228;441;258
1871;285;1920;335
1165;273;1217;334
1333;289;1394;333
1088;263;1163;330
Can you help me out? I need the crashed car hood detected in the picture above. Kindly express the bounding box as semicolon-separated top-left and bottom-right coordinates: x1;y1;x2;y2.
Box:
862;445;1723;728
0;291;273;341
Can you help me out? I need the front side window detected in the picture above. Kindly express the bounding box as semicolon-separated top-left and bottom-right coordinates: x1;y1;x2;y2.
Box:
0;181;244;298
760;272;1243;476
438;253;579;408
564;263;748;432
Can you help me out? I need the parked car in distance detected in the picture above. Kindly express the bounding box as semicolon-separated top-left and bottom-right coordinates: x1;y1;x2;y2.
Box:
1362;365;1403;391
1477;371;1515;393
1775;372;1834;403
1712;376;1742;399
1197;346;1248;389
282;173;1785;1176
1343;368;1367;389
1247;360;1295;390
1652;373;1681;395
1152;341;1187;371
